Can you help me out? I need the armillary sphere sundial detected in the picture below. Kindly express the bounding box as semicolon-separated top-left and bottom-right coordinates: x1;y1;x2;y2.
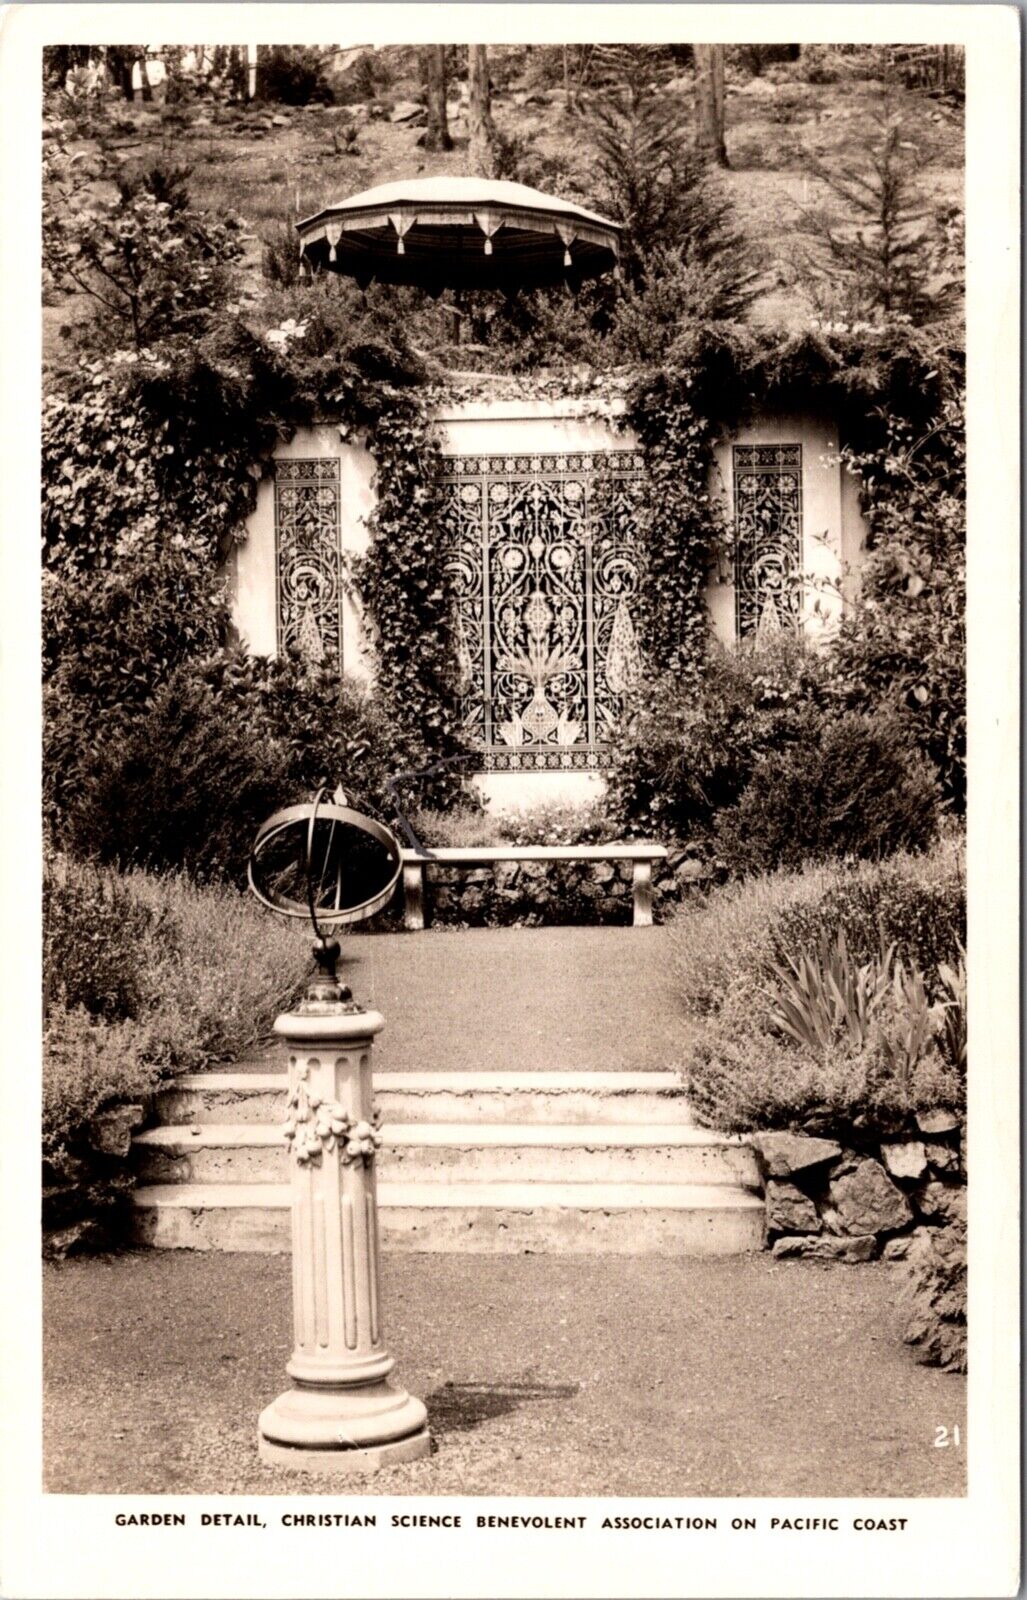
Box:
247;784;430;1475
248;783;403;1005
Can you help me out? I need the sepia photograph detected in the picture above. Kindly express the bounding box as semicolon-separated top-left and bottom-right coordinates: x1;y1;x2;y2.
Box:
2;5;1019;1597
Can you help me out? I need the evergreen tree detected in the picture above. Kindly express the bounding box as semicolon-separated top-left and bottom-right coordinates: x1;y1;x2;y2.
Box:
798;105;962;325
585;51;761;317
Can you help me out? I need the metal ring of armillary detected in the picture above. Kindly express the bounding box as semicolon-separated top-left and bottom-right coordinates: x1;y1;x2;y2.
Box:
247;794;402;930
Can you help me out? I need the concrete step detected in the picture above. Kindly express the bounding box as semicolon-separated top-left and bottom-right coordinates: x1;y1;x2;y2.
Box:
155;1070;695;1127
131;1180;766;1256
133;1122;759;1188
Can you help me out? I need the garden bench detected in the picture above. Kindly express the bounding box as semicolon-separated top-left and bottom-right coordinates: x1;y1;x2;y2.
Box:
399;844;668;931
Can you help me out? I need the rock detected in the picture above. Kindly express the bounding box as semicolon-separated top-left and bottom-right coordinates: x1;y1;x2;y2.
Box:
494;861;520;892
915;1182;966;1226
915;1108;960;1136
772;1234;876;1262
390;100;425;124
750;1131;842;1179
924;1140;960;1175
270;113;291;127
87;1103;144;1158
675;859;708;883
899;1225;967;1371
824;1157;913;1236
882;1235;913;1261
766;1179;821;1235
593;862;615;885
43;1219;104;1260
880;1140;928;1181
738;76;777;96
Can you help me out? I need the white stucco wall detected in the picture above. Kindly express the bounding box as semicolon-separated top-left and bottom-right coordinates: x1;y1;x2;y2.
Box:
227;394;864;814
227;423;377;682
711;410;846;644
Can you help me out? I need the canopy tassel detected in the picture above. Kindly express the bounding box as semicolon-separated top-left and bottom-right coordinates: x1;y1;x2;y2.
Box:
397;237;405;256
484;237;493;256
563;247;572;268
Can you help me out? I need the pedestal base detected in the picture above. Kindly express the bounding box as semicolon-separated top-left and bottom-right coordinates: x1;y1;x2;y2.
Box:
258;1378;430;1477
258;1427;431;1476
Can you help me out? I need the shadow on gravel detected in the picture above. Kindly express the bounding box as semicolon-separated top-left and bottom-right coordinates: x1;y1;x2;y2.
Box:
426;1379;580;1436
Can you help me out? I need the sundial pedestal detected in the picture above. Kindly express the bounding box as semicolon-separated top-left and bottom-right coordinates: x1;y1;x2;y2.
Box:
257;991;430;1475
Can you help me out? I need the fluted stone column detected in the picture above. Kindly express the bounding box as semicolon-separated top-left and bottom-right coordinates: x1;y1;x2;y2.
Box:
258;988;429;1474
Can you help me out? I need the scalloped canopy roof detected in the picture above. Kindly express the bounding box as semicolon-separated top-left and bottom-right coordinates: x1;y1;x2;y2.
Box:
296;176;621;292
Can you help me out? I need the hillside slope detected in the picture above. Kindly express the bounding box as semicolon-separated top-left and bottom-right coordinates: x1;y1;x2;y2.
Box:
43;52;963;366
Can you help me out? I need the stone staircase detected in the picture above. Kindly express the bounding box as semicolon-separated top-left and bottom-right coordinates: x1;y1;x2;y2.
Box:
131;1068;765;1255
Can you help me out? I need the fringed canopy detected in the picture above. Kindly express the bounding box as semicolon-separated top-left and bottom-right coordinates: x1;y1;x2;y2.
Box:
296;177;621;294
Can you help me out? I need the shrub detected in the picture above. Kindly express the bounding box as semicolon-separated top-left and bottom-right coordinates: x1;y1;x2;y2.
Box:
259;47;334;106
670;837;963;1020
605;636;829;841
684;1020;963;1138
669;839;966;1137
249;654;437;817
60;665;294;883
498;799;609;848
43;1008;159;1169
829;395;966;813
402;806;496;850
43;857;167;1022
42;856;312;1248
119;866;311;1068
670;854;855;1017
261;217;301;287
771;856;965;979
405;798;614;851
43;145;243;351
44;853;311;1070
714;709;940;875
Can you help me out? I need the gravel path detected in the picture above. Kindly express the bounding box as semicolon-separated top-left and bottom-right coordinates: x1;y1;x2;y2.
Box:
231;925;695;1075
44;1251;965;1498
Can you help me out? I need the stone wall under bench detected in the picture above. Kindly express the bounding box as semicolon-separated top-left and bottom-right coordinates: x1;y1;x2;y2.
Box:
375;845;711;929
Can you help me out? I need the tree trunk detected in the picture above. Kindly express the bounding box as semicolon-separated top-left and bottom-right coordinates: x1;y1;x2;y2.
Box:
467;44;498;177
694;44;728;166
421;46;452;150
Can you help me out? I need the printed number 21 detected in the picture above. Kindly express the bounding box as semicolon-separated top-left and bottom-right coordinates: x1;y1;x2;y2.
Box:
935;1424;961;1448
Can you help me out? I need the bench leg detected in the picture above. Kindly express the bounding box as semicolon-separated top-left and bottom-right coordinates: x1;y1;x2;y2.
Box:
403;864;425;932
632;861;653;927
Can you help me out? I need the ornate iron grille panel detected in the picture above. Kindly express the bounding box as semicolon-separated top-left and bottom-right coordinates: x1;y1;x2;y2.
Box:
733;444;803;638
440;452;644;771
274;459;343;666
